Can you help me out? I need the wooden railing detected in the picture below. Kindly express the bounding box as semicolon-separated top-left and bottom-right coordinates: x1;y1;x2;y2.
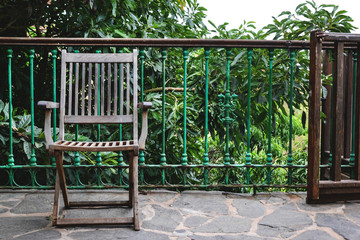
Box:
308;30;360;202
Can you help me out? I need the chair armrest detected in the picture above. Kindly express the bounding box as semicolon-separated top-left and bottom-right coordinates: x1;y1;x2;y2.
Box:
38;101;58;151
138;102;152;109
38;101;59;109
138;102;152;151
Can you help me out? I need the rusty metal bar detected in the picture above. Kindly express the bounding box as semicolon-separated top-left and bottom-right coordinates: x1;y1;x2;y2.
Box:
0;37;310;49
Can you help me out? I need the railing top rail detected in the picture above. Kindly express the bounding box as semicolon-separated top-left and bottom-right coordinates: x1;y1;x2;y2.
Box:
0;37;311;49
317;32;360;42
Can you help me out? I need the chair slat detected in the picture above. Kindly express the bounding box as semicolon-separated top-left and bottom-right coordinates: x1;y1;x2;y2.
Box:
68;63;73;115
114;63;118;115
74;62;79;116
101;63;105;115
120;63;124;115
81;63;86;116
64;115;133;124
64;53;133;63
88;63;93;116
126;63;130;115
107;63;111;116
94;63;98;116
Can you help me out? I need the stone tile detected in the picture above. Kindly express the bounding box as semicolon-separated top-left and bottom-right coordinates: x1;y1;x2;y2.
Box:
148;191;178;203
191;234;264;240
0;193;25;201
257;207;312;237
68;229;170;240
184;216;208;228
343;203;360;224
292;230;336;240
14;229;62;240
1;200;21;208
193;216;252;233
0;207;8;214
255;192;291;205
316;213;360;239
296;201;343;213
232;198;266;218
141;205;182;232
173;192;228;215
139;193;152;208
63;207;132;219
0;217;50;239
11;193;53;214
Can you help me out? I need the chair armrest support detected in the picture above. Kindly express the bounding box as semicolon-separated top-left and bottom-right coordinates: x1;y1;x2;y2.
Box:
38;101;58;150
138;102;152;151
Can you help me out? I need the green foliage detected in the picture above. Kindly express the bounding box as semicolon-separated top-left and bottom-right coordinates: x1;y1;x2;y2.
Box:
0;100;47;165
0;0;357;189
263;0;357;40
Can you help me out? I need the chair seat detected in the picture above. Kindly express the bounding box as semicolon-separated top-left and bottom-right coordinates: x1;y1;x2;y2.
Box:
50;140;138;152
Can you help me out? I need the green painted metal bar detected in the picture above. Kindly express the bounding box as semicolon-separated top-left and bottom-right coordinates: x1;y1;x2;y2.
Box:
7;49;14;166
160;49;167;166
350;52;357;178
95;49;102;166
224;48;232;167
246;48;253;185
73;49;80;166
181;48;189;166
0;163;307;169
160;49;167;185
29;49;37;166
246;48;253;164
139;48;145;184
224;48;232;185
51;49;57;166
203;48;210;165
203;48;210;186
288;51;295;184
266;49;274;183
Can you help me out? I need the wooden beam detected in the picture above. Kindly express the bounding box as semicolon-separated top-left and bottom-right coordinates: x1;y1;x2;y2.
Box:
355;44;360;179
307;30;323;202
331;42;345;181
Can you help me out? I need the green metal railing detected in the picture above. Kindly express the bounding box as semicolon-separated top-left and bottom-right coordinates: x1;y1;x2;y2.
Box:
0;37;318;191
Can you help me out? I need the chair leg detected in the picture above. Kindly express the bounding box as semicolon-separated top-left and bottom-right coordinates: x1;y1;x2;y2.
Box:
52;170;60;226
128;152;134;208
132;154;140;231
54;151;70;208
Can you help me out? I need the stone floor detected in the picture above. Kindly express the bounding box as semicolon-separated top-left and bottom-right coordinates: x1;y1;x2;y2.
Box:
0;190;359;239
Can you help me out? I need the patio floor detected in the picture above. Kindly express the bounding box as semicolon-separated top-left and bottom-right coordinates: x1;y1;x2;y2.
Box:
0;189;359;239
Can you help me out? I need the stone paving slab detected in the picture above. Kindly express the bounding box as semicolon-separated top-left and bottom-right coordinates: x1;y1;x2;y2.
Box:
0;190;359;239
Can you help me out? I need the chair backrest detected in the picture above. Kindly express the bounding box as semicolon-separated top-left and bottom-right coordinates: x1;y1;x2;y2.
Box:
58;49;138;141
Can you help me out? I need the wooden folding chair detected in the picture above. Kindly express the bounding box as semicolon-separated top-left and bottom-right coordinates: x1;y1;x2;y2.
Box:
38;49;151;230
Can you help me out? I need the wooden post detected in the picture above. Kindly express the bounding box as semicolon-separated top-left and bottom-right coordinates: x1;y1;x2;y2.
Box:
307;30;323;202
344;53;353;165
321;50;332;180
355;44;360;179
331;42;345;182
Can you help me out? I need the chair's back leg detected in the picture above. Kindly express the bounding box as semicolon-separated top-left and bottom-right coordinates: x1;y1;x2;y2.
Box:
52;171;61;225
54;151;70;208
129;153;140;231
128;152;134;208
